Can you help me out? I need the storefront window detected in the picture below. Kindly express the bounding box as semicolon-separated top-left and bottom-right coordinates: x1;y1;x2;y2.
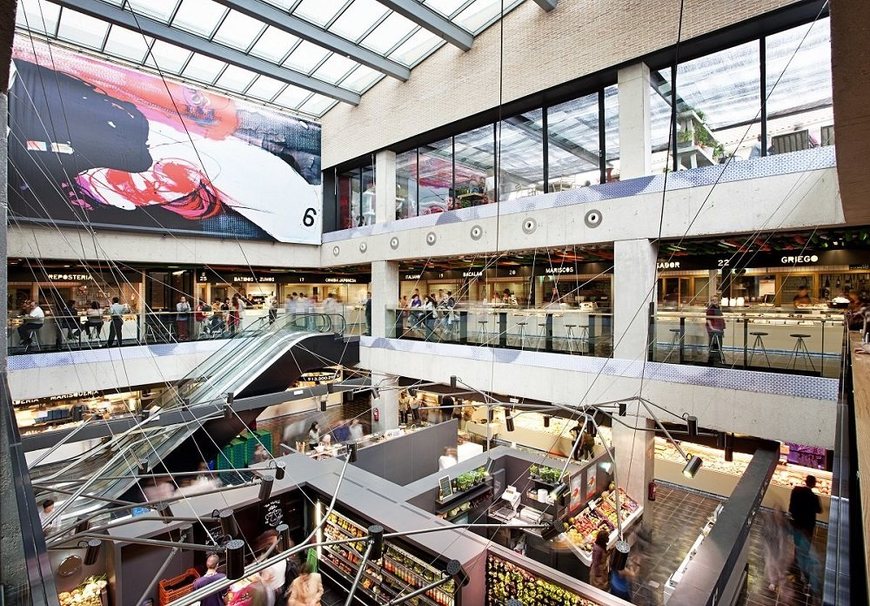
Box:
395;149;418;220
453;124;494;208
361;163;375;225
547;94;599;192
499;108;544;200
418;137;452;215
765;18;833;154
604;84;619;181
676;40;761;163
650;68;673;174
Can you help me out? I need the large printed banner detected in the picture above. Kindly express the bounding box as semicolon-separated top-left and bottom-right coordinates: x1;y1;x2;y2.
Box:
8;37;322;244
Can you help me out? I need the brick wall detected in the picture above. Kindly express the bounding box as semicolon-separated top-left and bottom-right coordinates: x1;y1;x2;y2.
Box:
321;0;797;168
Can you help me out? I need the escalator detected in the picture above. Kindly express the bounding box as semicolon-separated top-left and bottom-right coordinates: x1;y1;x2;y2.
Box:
30;313;359;520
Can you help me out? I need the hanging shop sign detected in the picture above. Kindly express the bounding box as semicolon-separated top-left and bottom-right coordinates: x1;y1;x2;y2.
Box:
263;498;283;528
287;273;371;284
534;262;611;277
657;249;870;272
46;273;93;281
14;390;100;406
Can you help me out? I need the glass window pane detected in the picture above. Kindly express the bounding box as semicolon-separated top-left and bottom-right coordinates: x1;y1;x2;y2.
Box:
56;9;109;49
145;40;192;73
127;0;179;22
650;68;673;174
274;86;310;109
299;94;336;116
212;10;266;50
396;150;418;220
103;26;153;63
250;27;300;63
424;0;472;18
361;164;376;225
329;0;389;42
676;41;760;164
182;53;225;83
454;0;520;34
547;94;599;192
604;84;620;181
418;138;452;215
361;13;417;55
499;108;544;200
215;65;258;92
293;0;348;27
340;65;382;93
454;125;494;208
172;0;227;37
15;0;61;36
389;28;441;67
312;53;358;84
283;40;330;73
246;76;286;101
766;18;833;154
338;169;360;230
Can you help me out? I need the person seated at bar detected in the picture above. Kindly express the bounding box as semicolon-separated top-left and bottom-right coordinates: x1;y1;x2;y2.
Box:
793;286;812;307
18;299;45;349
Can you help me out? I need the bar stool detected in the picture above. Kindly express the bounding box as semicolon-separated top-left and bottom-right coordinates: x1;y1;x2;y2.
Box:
514;321;529;349
476;320;489;346
535;317;548;350
22;325;42;353
748;331;771;367
564;324;578;354
789;333;815;371
666;328;682;361
577;325;590;355
708;332;725;364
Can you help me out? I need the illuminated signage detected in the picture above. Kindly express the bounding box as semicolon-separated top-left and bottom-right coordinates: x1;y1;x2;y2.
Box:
47;273;93;281
780;255;819;264
657;261;680;270
403;273;422;281
462;270;484;278
545;266;575;274
231;275;276;283
324;277;359;284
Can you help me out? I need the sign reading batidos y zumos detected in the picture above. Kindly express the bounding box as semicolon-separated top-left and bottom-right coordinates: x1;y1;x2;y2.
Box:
8;37;322;244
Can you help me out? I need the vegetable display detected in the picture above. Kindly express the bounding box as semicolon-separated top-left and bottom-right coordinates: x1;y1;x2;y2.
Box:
486;553;600;606
58;575;107;606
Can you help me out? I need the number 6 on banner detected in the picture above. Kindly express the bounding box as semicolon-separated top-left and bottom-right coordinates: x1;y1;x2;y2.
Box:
303;207;317;227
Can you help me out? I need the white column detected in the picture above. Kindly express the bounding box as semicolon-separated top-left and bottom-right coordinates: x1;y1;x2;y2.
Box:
371;373;399;433
613;239;658;360
617;63;652;179
370;260;399;338
375;150;396;224
612;411;655;513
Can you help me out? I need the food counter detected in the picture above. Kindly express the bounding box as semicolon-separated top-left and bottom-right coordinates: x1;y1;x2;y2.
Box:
654;438;831;522
560;488;643;566
14;390;144;435
663;504;722;603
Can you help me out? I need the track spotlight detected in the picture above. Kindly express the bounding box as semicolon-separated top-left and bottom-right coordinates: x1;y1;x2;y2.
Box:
75;519;90;534
320;397;327;412
450;376;457;388
349;442;359;463
446;559;469;587
487;408;495;422
276;523;291;551
618;402;627;417
273;461;286;481
258;475;274;502
682;455;703;479
543;415;550;428
225;392;234;421
549;483;569;506
505;414;515;432
368;525;384;560
724;433;734;462
83;539;102;566
327;382;336;393
371;387;380;399
226;539;245;580
540;520;560;541
686;415;698;439
219;509;240;539
137;460;148;476
611;540;630;571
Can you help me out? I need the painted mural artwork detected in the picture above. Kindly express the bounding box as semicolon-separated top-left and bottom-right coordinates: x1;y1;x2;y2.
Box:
8;37;322;244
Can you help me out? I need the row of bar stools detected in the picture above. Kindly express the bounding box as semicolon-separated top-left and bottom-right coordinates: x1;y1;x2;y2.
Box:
748;331;771;367
789;333;816;372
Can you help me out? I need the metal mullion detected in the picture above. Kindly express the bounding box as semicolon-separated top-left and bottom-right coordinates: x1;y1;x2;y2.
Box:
280;38;304;66
493;121;499;204
268;83;290;103
211;62;231;86
670;63;678;173
415;147;420;217
141;36;158;67
244;24;269;54
451;136;455;209
54;6;64;38
449;0;477;19
382;24;421;58
207;6;232;41
352;10;391;45
176;49;195;76
98;21;113;53
598;89;606;185
325;0;355;30
542;105;549;191
759;36;767;157
308;52;333;77
296;91;316;110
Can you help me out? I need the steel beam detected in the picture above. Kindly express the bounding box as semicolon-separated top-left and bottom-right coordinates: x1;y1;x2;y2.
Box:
45;0;361;105
213;0;410;81
532;0;558;11
375;0;473;51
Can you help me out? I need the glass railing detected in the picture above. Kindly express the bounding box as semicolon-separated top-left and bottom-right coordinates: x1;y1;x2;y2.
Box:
386;306;614;357
651;310;845;377
7;308;356;355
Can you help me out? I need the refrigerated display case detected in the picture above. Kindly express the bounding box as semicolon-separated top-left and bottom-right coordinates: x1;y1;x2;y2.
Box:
561;488;643;566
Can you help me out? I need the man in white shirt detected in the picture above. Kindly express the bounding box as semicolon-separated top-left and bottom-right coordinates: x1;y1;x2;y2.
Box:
259;532;287;604
348;419;364;442
176;296;191;341
438;447;458;471
18;300;45;349
107;297;127;347
39;499;61;535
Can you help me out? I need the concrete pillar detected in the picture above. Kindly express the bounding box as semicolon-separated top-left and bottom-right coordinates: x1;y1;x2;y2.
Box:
370;260;399;338
612;411;655;514
708;270;719;302
375;150;396;224
617;63;652;179
613;239;658;360
371;373;399;433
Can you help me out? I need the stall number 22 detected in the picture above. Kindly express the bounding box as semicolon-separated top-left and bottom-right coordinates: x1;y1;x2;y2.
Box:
717;258;731;268
303;207;317;227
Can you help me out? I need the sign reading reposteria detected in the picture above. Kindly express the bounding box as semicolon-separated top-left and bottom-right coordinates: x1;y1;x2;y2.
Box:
9;37;322;244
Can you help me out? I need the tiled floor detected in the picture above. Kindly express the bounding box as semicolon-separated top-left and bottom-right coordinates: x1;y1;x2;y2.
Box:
632;483;827;606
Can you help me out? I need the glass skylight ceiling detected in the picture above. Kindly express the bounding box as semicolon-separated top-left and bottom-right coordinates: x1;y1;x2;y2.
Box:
13;0;525;119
